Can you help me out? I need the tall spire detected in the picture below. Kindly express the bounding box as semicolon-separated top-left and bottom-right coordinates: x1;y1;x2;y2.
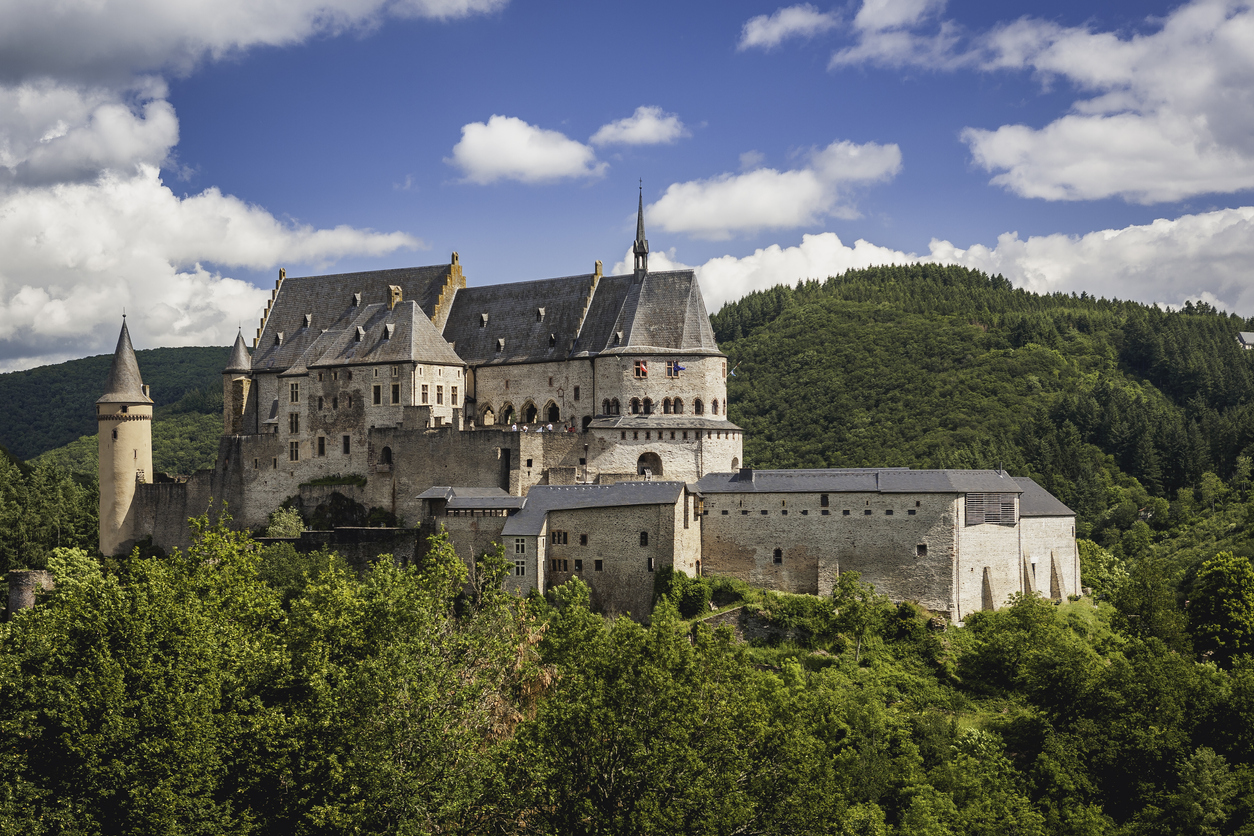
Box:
633;183;649;280
96;318;152;404
226;328;252;373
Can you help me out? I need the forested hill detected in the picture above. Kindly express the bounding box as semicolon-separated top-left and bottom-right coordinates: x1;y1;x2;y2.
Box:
715;264;1254;543
0;346;229;461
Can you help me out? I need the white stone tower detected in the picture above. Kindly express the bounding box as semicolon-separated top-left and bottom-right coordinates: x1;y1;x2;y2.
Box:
97;318;153;556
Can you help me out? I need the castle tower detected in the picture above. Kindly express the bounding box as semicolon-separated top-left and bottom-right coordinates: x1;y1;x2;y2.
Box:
633;186;649;280
223;329;252;434
97;318;153;556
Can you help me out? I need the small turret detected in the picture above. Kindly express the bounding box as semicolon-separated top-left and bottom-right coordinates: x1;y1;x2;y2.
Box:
97;318;153;556
223;329;252;435
633;185;649;281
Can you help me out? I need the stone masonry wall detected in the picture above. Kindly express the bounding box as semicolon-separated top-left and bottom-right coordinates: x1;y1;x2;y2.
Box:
954;496;1022;619
593;354;729;419
472;360;594;429
1020;516;1080;599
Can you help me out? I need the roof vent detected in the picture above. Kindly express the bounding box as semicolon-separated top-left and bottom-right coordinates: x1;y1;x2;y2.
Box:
480;313;489;328
384;324;395;339
388;285;402;310
275;332;284;346
355;326;366;342
738;467;755;485
304;314;312;328
496;338;505;352
536;307;546;321
351;292;361;307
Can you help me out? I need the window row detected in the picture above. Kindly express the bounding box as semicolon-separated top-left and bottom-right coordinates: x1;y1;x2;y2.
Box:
619;429;738;441
273;435;353;463
716;508;920;517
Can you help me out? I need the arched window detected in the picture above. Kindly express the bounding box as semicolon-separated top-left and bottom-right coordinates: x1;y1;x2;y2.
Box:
712;399;719;415
603;399;611;415
637;452;663;477
642;398;653;415
663;398;672;414
582;415;593;431
380;446;393;465
611;398;621;415
501;405;515;424
524;403;537;423
731;457;740;470
694;398;704;415
480;406;495;426
673;398;683;414
547;403;560;423
630;398;641;415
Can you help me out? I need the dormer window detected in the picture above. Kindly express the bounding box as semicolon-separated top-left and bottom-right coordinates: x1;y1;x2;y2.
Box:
275;332;284;346
351;292;361;307
304;314;312;328
355;326;365;342
536;307;545;322
384;324;395;339
497;338;505;352
480;313;489;328
614;331;622;345
549;334;556;348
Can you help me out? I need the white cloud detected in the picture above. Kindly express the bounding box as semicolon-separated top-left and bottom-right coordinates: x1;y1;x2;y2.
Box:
0;165;418;368
682;206;1254;317
647;140;901;240
739;4;840;50
447;115;606;185
828;0;1254;203
590;106;688;147
0;0;509;82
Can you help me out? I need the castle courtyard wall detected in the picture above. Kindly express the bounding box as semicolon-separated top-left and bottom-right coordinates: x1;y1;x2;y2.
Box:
472;359;594;429
1019;516;1080;599
954;497;1023;619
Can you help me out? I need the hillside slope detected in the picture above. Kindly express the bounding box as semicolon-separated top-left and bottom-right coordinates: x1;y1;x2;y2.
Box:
0;346;230;460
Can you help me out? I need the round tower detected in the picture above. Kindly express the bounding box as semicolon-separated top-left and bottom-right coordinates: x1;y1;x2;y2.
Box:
97;318;154;556
223;328;252;434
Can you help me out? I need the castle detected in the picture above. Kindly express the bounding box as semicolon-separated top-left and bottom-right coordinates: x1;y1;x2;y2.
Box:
97;199;1079;621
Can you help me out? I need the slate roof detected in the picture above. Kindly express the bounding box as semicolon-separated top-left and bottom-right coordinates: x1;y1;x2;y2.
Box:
97;320;153;404
417;486;512;500
502;481;685;536
599;270;721;356
225;330;251;373
590;416;743;431
442;273;595;366
253;265;458;373
1013;477;1076;517
693;468;1026;495
1239;331;1254;347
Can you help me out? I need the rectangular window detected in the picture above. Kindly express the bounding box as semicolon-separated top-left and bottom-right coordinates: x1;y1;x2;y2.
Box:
289;382;299;403
332;370;338;381
451;386;458;406
575;559;583;571
514;560;525;577
332;396;338;410
373;385;382;405
342;435;350;455
842;510;849;516
580;533;588;546
916;544;928;557
908;509;916;516
550;530;568;545
820;494;829;507
525;458;533;468
318;372;324;382
573;385;580;401
721;510;729;515
647;557;655;572
253;458;259;469
317;436;325;457
318;396;324;410
965;493;1018;526
391;365;399;377
515;538;526;555
288;441;299;462
634;360;647;378
885;509;894;516
422;384;429;404
594;559;603;571
864;509;873;516
436;385;443;405
391;383;400;404
289;413;300;433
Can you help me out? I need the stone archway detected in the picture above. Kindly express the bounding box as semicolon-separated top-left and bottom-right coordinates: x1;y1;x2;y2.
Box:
501;404;515;424
524;402;538;423
480;405;496;426
637;452;663;478
546;402;560;423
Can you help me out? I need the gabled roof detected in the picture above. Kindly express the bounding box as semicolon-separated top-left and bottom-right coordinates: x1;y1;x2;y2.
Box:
1013;477;1076;517
1239;331;1254;347
502;481;685;536
97;320;152;404
693;468;1025;495
442;273;595;365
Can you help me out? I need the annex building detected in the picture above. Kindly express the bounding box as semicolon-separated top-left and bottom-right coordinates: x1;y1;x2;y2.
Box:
97;200;1079;621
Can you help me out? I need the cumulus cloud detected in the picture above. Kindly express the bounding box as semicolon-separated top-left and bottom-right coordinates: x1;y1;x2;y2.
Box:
680;206;1254;317
827;0;1254;203
738;4;840;50
590;106;688;146
447;115;607;185
647;140;902;240
0;0;509;82
0;165;419;368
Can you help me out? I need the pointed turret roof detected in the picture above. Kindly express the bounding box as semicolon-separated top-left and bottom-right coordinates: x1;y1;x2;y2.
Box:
633;186;649;279
96;319;152;404
225;329;251;373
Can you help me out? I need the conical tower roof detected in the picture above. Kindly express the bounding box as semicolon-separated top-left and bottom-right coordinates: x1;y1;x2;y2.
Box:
96;319;152;404
225;329;252;373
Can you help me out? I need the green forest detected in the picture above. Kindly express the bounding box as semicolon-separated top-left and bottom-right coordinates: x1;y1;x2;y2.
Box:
5;265;1254;832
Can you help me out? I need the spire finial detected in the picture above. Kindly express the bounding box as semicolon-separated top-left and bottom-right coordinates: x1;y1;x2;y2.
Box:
633;183;648;280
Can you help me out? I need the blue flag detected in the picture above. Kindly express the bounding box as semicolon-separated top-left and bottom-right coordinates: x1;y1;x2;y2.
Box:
674;363;686;371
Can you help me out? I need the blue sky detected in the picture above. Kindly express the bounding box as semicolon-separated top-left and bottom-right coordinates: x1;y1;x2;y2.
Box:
0;0;1252;368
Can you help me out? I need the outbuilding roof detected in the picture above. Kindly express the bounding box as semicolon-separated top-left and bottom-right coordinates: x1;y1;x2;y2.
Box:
1013;477;1076;517
693;468;1026;495
501;481;685;536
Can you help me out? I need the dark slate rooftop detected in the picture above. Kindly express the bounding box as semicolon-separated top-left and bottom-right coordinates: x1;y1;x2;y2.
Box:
442;273;595;366
253;265;458;373
590;416;743;431
417;486;512;500
502;481;685;536
1013;477;1076;517
693;468;1026;495
97;320;153;404
601;270;721;356
225;330;251;373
